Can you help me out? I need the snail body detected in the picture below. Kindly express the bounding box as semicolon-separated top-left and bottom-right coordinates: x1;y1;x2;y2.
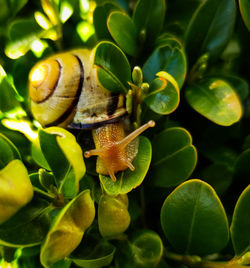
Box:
29;49;154;181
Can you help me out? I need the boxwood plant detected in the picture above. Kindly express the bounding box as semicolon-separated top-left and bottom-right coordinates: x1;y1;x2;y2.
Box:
0;0;250;267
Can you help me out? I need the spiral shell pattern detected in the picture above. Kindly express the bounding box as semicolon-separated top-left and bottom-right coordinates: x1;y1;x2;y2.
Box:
29;49;127;128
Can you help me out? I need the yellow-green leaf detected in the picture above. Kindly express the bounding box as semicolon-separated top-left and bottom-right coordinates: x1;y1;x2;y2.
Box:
39;127;86;198
40;190;95;268
98;194;130;238
0;160;33;224
185;78;242;126
48;127;85;182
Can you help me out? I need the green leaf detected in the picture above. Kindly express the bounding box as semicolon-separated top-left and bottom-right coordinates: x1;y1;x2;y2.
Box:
218;74;249;101
199;142;238;168
152;127;197;187
0;160;34;225
0;198;51;247
239;0;250;31
50;259;71;268
234;149;250;180
202;163;233;196
10;16;35;39
0;133;20;169
107;11;137;56
31;138;50;171
0;66;21;113
93;1;122;40
29;173;45;190
100;136;151;196
39;169;56;192
161;179;229;255
40;190;95;268
142;45;187;88
39;127;85;198
133;0;166;44
231;185;250;256
39;130;70;185
0;0;9;23
243;135;250;151
98;194;130;237
155;33;183;49
51;127;85;185
115;230;163;268
185;0;236;64
11;53;37;101
144;72;180;115
70;237;115;268
5;18;43;59
0;127;30;158
94;41;131;93
9;0;28;16
185;78;242;126
41;0;60;27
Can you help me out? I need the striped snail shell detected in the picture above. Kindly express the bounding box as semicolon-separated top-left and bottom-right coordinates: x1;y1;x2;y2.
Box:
29;49;127;129
29;49;155;182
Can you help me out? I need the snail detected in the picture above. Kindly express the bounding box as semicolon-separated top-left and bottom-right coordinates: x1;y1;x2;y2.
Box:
29;49;155;182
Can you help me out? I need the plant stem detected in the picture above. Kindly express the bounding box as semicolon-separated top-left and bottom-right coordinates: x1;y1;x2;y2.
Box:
166;251;247;268
33;186;55;203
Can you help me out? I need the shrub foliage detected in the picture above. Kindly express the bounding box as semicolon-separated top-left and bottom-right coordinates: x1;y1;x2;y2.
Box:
0;0;250;267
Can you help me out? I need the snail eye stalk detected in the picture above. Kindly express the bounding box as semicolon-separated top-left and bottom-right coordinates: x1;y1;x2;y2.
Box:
84;120;155;182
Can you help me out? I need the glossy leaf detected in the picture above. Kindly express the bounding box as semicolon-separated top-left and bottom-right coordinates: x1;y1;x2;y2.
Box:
93;1;122;40
108;11;137;56
100;136;151;196
94;41;131;93
185;78;242;126
133;0;166;43
39;127;85;198
98;194;130;237
239;0;250;31
143;45;186;89
161;179;229;255
152;127;197;187
231;185;250;256
0;198;51;247
144;72;180;115
0;160;33;224
40;190;95;268
185;0;236;64
0;133;20;169
219;74;249;101
70;236;115;268
115;230;163;268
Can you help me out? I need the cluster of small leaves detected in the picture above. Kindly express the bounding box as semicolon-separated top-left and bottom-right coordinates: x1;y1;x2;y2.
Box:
0;0;250;267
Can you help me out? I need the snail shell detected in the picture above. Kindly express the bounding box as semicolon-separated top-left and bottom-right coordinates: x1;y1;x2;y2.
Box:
29;49;127;129
29;49;155;182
